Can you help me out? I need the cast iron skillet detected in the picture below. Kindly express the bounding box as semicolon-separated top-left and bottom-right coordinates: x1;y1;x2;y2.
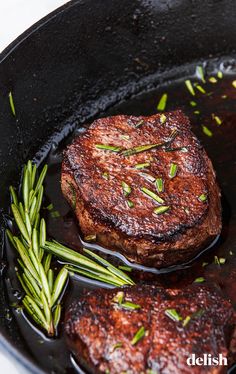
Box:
0;0;236;373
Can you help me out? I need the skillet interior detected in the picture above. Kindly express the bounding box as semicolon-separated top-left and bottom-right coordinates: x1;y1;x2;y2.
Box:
0;0;236;373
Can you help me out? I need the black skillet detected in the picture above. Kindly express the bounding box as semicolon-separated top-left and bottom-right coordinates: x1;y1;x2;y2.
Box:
1;0;236;373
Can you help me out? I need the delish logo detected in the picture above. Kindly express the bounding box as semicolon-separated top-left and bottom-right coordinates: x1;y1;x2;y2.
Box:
187;354;227;367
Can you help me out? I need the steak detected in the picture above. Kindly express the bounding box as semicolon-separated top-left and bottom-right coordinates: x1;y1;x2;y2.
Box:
65;284;236;374
61;111;221;267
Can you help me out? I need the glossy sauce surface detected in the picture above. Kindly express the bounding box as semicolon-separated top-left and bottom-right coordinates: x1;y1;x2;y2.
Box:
4;61;236;373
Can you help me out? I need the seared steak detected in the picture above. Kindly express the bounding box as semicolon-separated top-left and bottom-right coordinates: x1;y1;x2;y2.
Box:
65;284;236;374
61;111;221;267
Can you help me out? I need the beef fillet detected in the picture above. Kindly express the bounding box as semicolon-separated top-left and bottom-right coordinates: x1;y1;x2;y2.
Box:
61;111;221;267
65;284;236;374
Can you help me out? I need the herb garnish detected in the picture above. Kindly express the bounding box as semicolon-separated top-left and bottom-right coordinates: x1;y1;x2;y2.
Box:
169;163;178;178
121;143;163;157
190;100;197;107
232;80;236;88
209;77;217;84
212;114;222;125
121;181;132;196
194;277;205;283
195;84;206;94
131;326;147;345
134;163;150;170
157;93;168;111
127;200;134;208
153;206;170;215
155;178;164;193
202;125;213;137
84;234;96;242
111;342;123;351
165;309;182;322
141;187;165;204
95;144;122;152
217;71;223;79
198;194;207;202
185;80;195;96
9;91;16;116
139;173;156;183
182;315;191;327
113;292;141;310
118;265;132;272
160;114;167;124
196;66;205;83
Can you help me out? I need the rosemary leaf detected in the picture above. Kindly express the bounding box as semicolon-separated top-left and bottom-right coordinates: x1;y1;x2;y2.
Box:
169;163;178;179
121;143;164;157
157;93;168;111
40;290;52;326
119;301;141;310
165;308;182;322
153;206;170;215
134;163;150;169
34;165;48;196
155;178;164;193
32;228;39;258
131;326;146;345
39;263;52;307
66;265;124;287
127;200;134;208
23;168;29;212
141;187;165;204
43;253;52;274
185;80;195;96
51;267;68;306
53;304;61;330
22;296;48;329
9;186;18;206
48;269;54;293
121;181;132;196
9;91;16;116
11;204;30;244
202;125;213;137
196;66;205;83
14;237;38;280
95;144;122;152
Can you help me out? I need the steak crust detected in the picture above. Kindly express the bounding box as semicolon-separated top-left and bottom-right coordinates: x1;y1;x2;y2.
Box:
61;111;221;267
65;284;236;374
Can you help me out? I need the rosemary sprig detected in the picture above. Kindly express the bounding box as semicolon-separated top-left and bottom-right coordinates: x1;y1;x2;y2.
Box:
9;91;16;116
43;241;135;287
8;161;68;336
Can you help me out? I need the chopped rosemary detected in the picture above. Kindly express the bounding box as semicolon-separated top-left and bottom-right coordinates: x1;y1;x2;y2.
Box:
155;178;164;193
165;309;182;322
194;277;205;283
127;200;134;208
169;163;178;178
9;91;16;116
113;291;124;304
194;83;206;94
141;187;164;204
157;93;168;111
111;342;123;351
194;110;200;115
232;80;236;88
209;77;217;83
50;210;60;218
202;125;213;137
198;194;207;202
202;262;208;267
185;80;195;96
196;66;205;83
102;172;110;180
121;143;163;157
119;134;130;141
135;120;144;128
120;301;141;310
131;326;146;345
121;181;132;196
182;315;191;327
134;163;150;170
139;173;156;183
84;234;96;242
190;100;197;107
219;257;226;265
217;71;223;79
153;206;170;215
95;144;122;152
221;94;227;99
160;114;167;124
212;114;222;125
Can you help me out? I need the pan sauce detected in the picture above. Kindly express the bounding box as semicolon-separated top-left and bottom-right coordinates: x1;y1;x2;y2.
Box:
5;62;236;373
